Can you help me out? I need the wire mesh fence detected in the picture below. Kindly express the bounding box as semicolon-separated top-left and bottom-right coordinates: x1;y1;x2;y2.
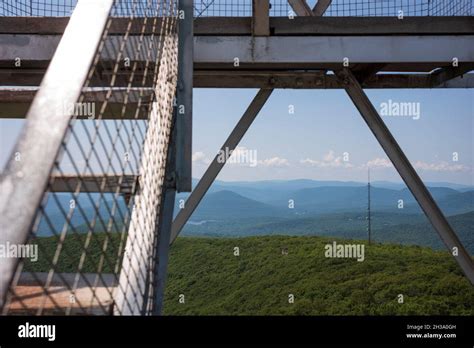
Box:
182;0;473;17
193;0;289;16
0;0;176;16
192;0;473;17
0;0;77;16
428;0;473;15
325;0;429;16
1;0;178;315
324;0;472;16
1;0;472;17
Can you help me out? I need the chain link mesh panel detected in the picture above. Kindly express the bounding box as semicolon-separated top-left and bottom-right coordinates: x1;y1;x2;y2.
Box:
192;0;473;17
1;0;471;17
428;0;473;16
324;0;429;16
194;0;290;16
1;0;178;316
0;0;77;16
324;0;472;16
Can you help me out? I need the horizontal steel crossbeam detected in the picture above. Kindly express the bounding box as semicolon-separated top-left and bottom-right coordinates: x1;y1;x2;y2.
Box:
2;17;472;36
49;174;138;194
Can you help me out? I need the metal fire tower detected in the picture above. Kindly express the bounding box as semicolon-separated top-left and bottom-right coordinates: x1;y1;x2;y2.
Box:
0;0;473;315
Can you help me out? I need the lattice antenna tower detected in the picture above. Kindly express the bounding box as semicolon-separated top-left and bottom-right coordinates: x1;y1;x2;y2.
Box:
367;167;372;245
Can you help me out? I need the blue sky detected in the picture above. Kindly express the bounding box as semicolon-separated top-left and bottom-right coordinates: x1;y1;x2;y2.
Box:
191;88;474;185
1;88;473;185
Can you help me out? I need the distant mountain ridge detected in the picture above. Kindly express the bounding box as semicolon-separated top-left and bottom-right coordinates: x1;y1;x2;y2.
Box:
185;190;286;220
193;178;474;191
177;184;473;219
40;180;473;254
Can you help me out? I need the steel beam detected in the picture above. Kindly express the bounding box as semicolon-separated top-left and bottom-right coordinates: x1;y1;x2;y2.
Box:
2;17;473;36
313;0;332;16
169;89;273;244
193;71;474;89
2;71;474;94
0;62;458;87
48;175;138;194
336;68;474;284
353;63;388;83
430;63;474;86
437;74;474;88
0;17;174;35
4;35;472;67
151;186;176;314
288;0;313;16
175;0;193;193
0;17;474;36
193;35;474;66
0;0;113;309
0;87;153;119
289;0;332;17
194;71;474;89
150;121;177;315
269;16;474;36
252;0;270;36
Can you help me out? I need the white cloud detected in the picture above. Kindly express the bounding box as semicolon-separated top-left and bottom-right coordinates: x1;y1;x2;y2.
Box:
300;158;319;166
414;161;470;172
364;157;470;172
300;150;353;168
192;151;211;165
259;157;290;167
366;158;393;169
323;150;336;162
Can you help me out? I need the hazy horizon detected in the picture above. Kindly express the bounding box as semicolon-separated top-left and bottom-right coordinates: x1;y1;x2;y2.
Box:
195;177;473;187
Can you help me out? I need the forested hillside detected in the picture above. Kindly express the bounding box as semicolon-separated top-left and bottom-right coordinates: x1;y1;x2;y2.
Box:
163;236;474;315
24;234;473;315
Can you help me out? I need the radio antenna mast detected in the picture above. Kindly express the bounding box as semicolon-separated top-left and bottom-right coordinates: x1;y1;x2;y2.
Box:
367;167;372;245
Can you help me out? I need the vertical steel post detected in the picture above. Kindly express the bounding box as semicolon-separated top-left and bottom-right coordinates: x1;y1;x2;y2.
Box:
145;0;194;313
252;0;270;36
367;168;371;245
176;0;194;193
150;113;178;315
